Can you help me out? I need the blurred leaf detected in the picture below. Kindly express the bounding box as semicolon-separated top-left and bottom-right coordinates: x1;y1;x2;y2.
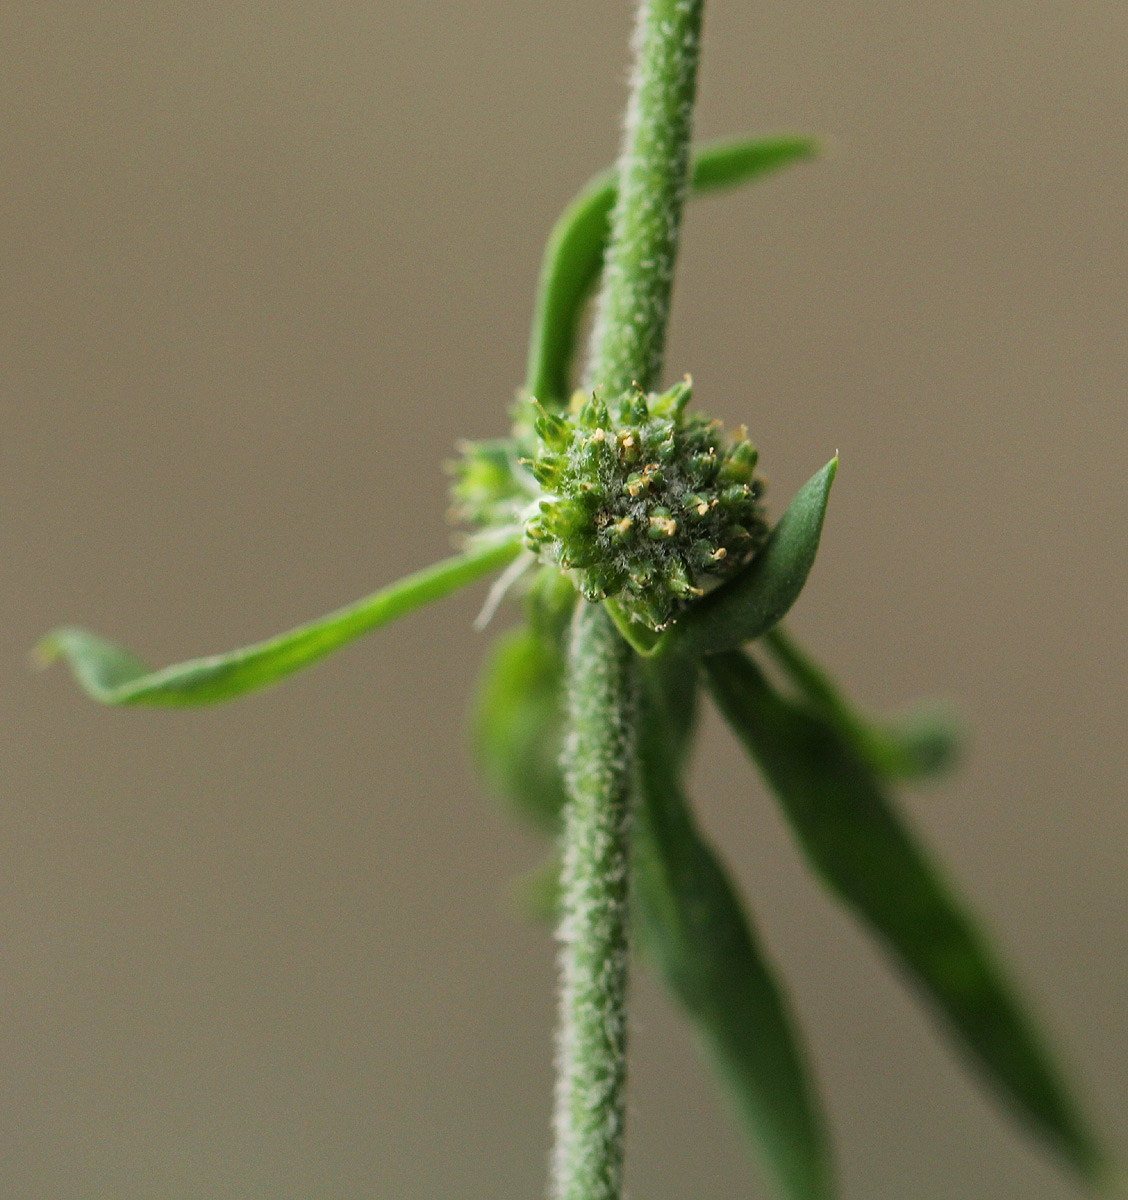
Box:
647;649;700;766
470;567;577;831
764;627;961;781
37;538;521;707
874;703;962;778
655;458;837;660
471;623;569;831
524;564;580;645
688;135;819;189
526;135;819;404
634;668;833;1200
510;852;563;923
705;650;1105;1185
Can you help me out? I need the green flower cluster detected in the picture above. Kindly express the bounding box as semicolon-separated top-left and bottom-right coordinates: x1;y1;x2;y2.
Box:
452;379;768;632
524;380;767;629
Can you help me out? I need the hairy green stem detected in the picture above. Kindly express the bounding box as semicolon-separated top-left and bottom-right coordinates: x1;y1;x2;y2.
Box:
524;136;817;405
552;602;637;1200
552;1;705;1198
586;0;706;396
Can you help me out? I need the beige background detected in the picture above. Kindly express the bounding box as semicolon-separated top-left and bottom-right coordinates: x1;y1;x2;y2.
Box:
3;2;1126;1198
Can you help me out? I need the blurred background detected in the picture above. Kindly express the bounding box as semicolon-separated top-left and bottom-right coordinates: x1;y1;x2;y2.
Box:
2;2;1126;1197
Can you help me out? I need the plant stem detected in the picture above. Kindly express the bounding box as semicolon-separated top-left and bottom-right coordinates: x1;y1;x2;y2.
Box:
552;2;706;1198
552;602;637;1200
587;0;706;396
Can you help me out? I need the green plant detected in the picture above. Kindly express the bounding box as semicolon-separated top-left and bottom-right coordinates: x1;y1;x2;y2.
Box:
37;2;1110;1198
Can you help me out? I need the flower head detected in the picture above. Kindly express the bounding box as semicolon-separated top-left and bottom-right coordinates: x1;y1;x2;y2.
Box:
451;378;768;631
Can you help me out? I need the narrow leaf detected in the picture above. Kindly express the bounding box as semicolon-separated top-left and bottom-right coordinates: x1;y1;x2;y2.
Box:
705;650;1105;1184
655;458;837;660
526;135;818;404
635;669;833;1200
37;538;521;707
764;627;961;781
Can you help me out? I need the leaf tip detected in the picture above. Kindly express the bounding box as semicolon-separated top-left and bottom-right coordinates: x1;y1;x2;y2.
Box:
30;627;70;672
809;453;838;505
793;133;824;160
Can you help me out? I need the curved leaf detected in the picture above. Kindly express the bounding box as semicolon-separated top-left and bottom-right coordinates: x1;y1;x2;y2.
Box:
37;538;521;707
655;458;837;660
764;627;961;782
635;669;833;1200
526;135;818;404
705;650;1105;1185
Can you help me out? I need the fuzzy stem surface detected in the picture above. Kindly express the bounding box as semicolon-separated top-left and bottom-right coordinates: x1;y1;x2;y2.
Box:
586;0;706;396
553;601;637;1200
552;6;705;1197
